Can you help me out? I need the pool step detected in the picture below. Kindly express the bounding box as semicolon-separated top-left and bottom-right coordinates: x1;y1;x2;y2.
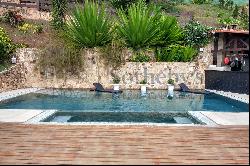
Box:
51;116;72;122
173;117;193;124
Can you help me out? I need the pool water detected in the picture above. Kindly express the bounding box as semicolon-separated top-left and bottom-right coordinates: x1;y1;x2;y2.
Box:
43;111;203;124
0;89;248;112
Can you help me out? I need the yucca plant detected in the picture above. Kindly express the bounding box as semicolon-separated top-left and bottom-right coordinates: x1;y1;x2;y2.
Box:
65;0;112;48
157;15;183;47
117;0;162;50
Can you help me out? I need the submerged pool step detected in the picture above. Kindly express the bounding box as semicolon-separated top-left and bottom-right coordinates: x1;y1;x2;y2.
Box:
50;116;72;122
173;117;193;124
40;111;203;124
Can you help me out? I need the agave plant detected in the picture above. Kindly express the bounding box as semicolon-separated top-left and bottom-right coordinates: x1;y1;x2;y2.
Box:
117;0;162;50
65;0;111;48
156;15;183;47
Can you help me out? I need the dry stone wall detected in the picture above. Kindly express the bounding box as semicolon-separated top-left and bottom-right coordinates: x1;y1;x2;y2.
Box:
0;63;27;92
0;46;213;92
0;48;37;92
0;1;51;20
22;45;213;90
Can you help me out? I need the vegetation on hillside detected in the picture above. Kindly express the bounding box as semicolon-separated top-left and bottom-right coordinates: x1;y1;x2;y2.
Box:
0;0;249;72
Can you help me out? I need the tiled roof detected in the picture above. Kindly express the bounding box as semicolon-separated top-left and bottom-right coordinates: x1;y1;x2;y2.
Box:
211;29;249;34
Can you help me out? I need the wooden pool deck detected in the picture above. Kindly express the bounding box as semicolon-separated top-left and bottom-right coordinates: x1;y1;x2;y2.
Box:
0;123;248;165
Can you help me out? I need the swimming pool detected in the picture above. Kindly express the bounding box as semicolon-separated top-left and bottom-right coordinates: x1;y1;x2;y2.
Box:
0;89;248;112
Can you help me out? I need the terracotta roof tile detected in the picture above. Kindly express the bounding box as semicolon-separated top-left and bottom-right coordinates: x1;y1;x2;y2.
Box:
212;29;249;34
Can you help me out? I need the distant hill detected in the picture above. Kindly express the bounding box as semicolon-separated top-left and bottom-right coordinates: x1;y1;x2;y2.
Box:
185;0;249;5
222;0;249;5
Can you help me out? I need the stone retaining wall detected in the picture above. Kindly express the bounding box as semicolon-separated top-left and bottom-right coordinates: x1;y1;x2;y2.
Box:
0;46;213;92
0;1;51;21
0;63;27;92
21;45;213;90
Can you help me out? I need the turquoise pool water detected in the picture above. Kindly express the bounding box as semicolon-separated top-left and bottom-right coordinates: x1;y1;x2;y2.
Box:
0;89;248;112
42;111;203;124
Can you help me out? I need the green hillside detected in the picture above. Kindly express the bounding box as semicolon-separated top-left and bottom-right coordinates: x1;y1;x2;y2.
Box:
184;0;249;4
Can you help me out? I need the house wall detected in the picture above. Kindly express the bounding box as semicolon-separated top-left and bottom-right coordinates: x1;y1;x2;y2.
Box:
205;70;249;94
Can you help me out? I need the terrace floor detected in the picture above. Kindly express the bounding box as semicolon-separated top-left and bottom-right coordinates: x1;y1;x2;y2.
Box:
0;123;248;165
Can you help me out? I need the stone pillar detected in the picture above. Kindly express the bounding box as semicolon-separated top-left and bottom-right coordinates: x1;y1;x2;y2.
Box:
217;33;224;67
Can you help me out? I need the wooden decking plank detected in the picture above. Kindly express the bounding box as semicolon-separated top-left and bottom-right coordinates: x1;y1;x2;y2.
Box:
0;123;248;165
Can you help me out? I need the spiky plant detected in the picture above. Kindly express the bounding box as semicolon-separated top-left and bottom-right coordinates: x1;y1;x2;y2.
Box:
65;0;112;48
156;15;183;47
117;0;162;50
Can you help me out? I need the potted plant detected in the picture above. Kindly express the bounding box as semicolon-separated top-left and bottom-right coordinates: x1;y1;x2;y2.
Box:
139;79;147;93
167;78;175;92
112;76;120;91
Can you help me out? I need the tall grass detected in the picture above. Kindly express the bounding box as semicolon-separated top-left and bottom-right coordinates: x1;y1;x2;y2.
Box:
65;0;111;48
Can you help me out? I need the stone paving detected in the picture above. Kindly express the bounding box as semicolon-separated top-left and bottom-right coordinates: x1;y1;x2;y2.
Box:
0;123;248;165
201;111;249;125
0;109;44;123
206;89;249;103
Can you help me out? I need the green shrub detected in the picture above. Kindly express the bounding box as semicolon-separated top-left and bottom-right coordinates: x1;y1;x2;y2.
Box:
65;0;111;48
167;78;174;85
0;27;14;64
18;23;43;34
1;10;24;27
51;0;68;29
218;0;225;7
182;46;198;61
239;6;249;30
192;0;213;4
117;0;162;49
156;15;183;47
183;19;212;48
18;23;33;33
113;75;121;84
154;1;181;13
155;45;198;62
129;52;151;62
0;63;9;72
218;0;234;10
217;12;224;18
218;16;240;27
225;0;234;10
139;79;146;84
232;5;239;18
33;24;43;34
109;0;137;10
